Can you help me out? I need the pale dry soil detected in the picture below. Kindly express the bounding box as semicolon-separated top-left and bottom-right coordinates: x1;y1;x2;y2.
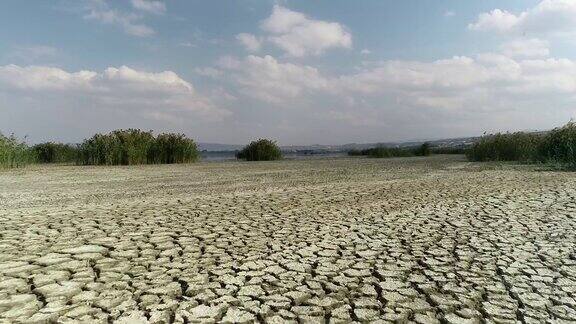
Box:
0;156;575;324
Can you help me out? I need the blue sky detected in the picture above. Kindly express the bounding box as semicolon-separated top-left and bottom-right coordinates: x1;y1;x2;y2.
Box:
1;0;575;145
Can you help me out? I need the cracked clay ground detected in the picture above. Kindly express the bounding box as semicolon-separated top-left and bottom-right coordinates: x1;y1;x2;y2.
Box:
0;155;575;323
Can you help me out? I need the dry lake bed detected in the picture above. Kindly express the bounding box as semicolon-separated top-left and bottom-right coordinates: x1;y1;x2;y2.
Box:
0;156;575;323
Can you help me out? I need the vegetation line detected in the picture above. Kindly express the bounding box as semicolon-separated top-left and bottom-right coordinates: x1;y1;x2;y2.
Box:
0;129;199;168
467;121;576;169
2;121;576;169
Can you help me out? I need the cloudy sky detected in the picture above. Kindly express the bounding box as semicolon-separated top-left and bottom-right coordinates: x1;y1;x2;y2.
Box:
1;0;576;145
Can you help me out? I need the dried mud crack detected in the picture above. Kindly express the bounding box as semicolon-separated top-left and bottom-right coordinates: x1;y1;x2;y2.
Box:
0;156;575;323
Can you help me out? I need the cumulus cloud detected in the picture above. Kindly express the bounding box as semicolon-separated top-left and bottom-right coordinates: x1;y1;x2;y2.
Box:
219;52;576;107
468;9;519;32
0;65;230;120
500;38;550;58
130;0;166;15
213;51;576;138
83;0;155;37
469;0;576;37
236;33;262;52
218;55;329;103
259;5;352;57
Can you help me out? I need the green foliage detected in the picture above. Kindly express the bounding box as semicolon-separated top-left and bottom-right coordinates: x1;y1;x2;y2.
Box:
236;139;282;161
467;122;576;168
466;132;542;162
0;132;35;168
348;146;414;158
33;142;78;164
347;149;365;156
148;133;199;164
431;147;467;155
537;122;576;168
348;143;432;158
77;129;198;165
414;143;431;156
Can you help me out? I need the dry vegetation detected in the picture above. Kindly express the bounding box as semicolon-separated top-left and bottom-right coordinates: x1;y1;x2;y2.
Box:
1;156;575;323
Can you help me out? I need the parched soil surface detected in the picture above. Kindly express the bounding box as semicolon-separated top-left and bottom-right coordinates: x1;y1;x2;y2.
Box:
0;156;575;323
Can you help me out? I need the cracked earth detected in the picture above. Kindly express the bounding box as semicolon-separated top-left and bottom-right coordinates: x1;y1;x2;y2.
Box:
0;156;575;323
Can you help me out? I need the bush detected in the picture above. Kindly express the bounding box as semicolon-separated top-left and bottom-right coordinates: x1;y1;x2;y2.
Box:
33;142;78;164
77;129;199;165
236;139;282;161
0;132;35;168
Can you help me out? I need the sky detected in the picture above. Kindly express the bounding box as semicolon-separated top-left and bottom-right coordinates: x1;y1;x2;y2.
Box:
1;0;576;145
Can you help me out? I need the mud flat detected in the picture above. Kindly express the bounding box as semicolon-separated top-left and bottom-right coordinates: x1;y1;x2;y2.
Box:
0;155;575;323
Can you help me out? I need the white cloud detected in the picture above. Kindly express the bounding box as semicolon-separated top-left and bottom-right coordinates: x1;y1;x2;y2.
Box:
218;52;576;107
469;0;576;37
444;11;456;17
236;33;262;52
213;51;576;137
360;49;371;55
468;9;519;32
0;65;230;120
219;55;329;103
130;0;166;15
83;0;155;37
260;5;352;57
338;54;576;111
500;38;550;58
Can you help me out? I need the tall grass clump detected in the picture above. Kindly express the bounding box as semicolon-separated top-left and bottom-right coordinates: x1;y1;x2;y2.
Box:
466;132;541;162
33;142;78;164
467;122;576;169
236;139;282;161
348;143;431;158
77;129;198;165
414;143;431;156
0;132;35;168
148;133;199;164
431;147;467;155
366;147;414;158
537;121;576;168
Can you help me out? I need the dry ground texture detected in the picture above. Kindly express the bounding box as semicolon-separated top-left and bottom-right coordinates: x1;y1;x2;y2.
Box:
0;156;575;323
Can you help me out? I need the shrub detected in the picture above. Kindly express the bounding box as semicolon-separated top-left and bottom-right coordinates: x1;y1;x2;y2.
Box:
236;139;282;161
33;142;78;164
77;129;198;165
0;132;35;168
